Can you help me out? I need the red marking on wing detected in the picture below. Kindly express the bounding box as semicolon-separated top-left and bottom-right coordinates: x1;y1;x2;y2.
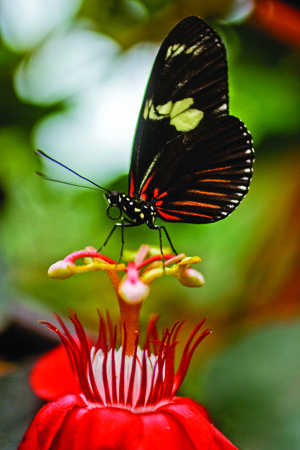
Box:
156;191;168;199
140;174;154;201
129;172;135;197
157;207;213;220
187;189;227;197
156;209;182;221
172;200;220;209
199;179;232;183
197;166;232;174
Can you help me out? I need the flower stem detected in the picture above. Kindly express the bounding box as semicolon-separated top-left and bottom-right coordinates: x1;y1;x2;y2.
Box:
105;269;141;355
118;300;141;356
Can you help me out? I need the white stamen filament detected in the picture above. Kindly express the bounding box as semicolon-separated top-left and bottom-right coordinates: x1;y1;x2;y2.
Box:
90;346;162;409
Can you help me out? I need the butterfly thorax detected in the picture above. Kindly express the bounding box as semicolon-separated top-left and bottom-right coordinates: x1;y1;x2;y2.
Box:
106;191;157;226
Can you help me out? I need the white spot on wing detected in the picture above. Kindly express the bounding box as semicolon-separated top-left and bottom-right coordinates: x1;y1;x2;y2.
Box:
215;103;227;113
166;43;186;59
185;45;204;56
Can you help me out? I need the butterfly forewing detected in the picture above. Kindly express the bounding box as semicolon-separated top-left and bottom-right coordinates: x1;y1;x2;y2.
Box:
129;16;254;225
129;16;230;195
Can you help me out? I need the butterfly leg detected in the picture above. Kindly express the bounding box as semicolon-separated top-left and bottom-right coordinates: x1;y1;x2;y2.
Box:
97;223;119;253
98;218;139;262
149;224;178;258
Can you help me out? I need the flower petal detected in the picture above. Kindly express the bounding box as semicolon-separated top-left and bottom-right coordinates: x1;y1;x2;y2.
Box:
161;397;238;450
19;395;238;449
30;344;81;401
140;409;197;449
42;406;143;449
18;395;86;449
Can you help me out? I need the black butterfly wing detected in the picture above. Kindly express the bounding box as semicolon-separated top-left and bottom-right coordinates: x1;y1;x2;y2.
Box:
147;115;253;223
129;16;229;196
128;16;254;223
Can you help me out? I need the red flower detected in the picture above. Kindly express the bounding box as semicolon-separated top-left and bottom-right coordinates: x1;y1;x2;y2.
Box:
19;313;238;450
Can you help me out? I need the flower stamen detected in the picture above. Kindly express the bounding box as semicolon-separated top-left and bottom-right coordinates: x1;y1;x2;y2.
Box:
43;313;211;412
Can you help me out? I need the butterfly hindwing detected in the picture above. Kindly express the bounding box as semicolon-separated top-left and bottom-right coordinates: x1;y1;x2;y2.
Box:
149;115;253;223
129;16;229;196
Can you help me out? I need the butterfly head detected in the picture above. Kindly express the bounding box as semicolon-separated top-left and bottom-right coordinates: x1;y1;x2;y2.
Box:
106;191;123;220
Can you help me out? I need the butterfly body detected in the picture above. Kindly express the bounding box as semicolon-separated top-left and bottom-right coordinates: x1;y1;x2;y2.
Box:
104;190;176;254
99;16;254;255
106;191;156;227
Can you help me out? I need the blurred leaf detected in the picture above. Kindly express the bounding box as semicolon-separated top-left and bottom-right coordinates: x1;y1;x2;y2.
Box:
79;0;239;47
200;321;300;450
230;62;300;145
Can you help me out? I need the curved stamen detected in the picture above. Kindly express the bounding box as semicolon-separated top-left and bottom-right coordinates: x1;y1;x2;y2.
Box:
44;313;210;411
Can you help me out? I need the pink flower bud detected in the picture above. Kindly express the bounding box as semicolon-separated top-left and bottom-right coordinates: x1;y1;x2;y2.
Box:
118;262;150;304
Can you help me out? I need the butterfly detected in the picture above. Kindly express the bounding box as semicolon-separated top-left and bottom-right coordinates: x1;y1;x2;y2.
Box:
39;16;254;257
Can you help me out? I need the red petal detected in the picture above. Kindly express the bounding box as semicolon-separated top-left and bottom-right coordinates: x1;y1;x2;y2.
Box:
140;410;197;450
160;397;238;450
30;344;81;400
18;395;85;449
47;407;143;449
19;396;238;450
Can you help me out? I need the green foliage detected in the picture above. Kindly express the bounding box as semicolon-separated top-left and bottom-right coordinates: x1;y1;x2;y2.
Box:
202;321;300;450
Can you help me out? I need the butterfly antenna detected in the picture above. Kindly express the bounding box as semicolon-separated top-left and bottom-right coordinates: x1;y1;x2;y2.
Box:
36;171;99;190
36;149;111;194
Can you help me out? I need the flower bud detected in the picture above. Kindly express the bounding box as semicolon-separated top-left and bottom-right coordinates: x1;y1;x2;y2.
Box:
177;267;205;287
48;260;74;279
118;262;150;304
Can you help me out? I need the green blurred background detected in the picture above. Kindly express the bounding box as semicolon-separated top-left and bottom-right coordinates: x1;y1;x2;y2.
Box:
0;0;300;448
